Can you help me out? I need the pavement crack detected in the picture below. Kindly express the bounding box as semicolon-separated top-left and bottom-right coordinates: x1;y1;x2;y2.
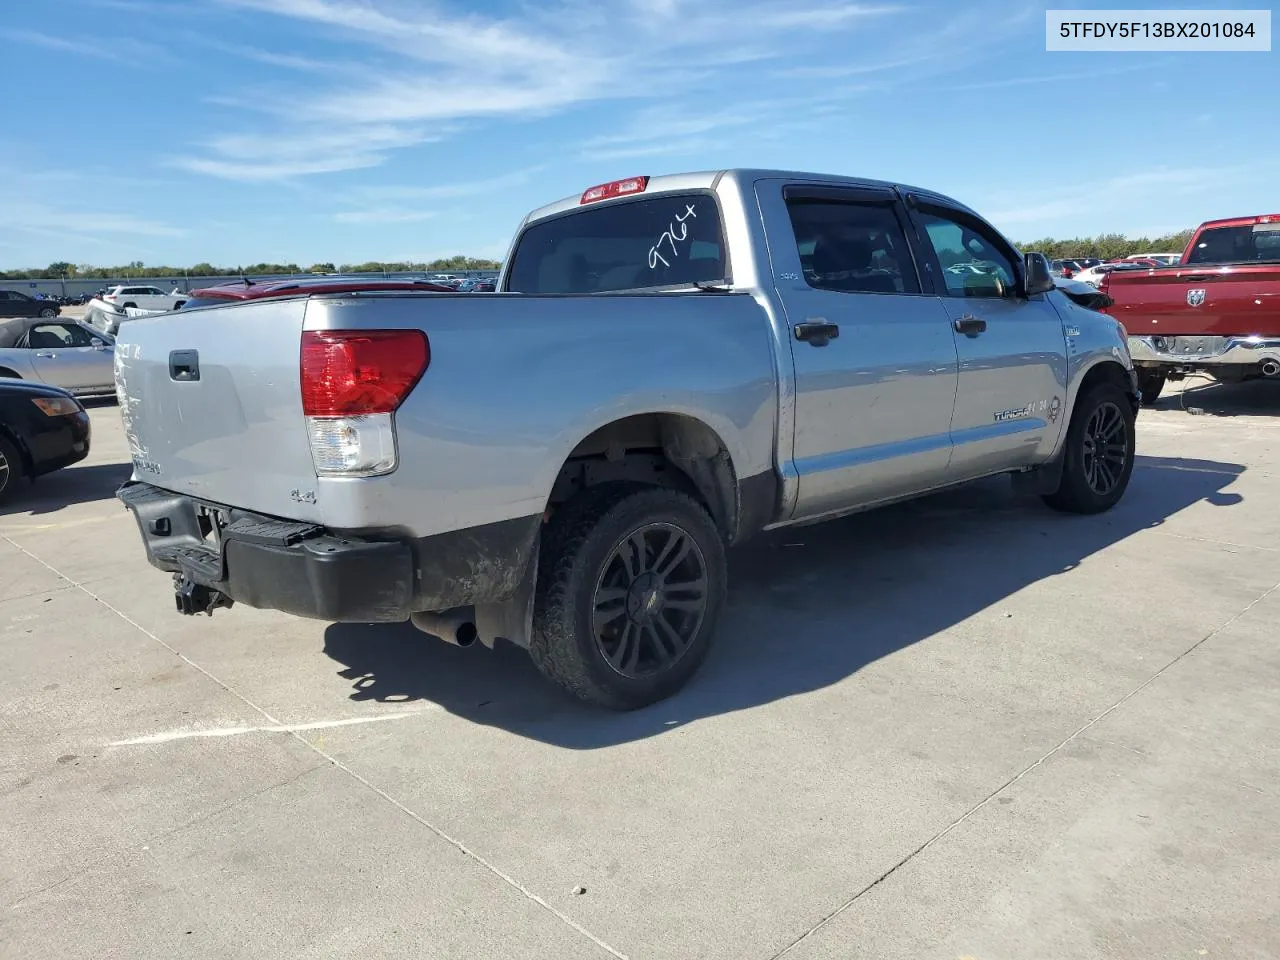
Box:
4;538;629;960
767;577;1280;960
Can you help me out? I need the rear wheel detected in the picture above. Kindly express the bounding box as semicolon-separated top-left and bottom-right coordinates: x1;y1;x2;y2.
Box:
1137;369;1165;405
0;434;23;505
1043;382;1136;515
530;484;727;710
38;307;56;318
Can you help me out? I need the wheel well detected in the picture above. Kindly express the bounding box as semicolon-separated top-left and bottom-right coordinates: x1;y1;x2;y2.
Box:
1078;361;1136;407
0;423;32;477
549;413;739;540
0;367;19;379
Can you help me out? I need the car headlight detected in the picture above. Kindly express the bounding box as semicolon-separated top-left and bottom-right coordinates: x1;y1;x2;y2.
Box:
32;396;83;417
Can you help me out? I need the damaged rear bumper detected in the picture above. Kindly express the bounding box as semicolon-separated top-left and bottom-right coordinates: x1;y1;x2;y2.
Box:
116;481;542;622
118;481;415;621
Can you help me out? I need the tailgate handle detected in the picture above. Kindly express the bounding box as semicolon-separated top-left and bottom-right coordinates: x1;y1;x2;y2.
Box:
169;349;200;382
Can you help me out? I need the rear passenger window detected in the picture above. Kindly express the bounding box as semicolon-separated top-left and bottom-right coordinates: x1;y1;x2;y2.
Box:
785;199;920;295
505;192;727;294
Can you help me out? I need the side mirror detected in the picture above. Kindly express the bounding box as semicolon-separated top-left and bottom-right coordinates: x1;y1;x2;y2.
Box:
1023;253;1055;296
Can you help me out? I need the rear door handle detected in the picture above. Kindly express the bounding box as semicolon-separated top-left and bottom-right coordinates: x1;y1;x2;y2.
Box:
953;316;987;337
794;320;840;346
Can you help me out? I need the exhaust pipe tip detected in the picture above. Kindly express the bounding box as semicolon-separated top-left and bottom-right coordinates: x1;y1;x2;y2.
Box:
411;609;479;648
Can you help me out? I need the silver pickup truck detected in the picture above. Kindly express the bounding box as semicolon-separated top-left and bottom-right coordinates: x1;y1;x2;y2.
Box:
115;169;1140;710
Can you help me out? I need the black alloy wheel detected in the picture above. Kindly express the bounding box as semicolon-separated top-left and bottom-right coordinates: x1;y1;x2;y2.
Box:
591;522;709;679
1081;400;1129;497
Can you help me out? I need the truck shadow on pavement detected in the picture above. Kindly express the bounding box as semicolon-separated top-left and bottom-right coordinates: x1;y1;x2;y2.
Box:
322;453;1245;748
1154;378;1280;417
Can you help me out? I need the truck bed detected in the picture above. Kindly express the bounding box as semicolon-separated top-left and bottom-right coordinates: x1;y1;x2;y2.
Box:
1103;263;1280;337
114;291;780;538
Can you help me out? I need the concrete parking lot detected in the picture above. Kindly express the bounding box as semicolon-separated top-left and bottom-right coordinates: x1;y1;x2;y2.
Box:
3;382;1279;960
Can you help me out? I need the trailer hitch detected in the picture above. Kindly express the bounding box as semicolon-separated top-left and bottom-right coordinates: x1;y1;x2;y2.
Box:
173;573;233;616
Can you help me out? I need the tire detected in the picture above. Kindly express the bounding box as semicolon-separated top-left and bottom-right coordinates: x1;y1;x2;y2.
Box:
1137;369;1165;405
122;302;136;309
38;308;56;318
1042;381;1136;515
0;434;23;505
529;483;728;710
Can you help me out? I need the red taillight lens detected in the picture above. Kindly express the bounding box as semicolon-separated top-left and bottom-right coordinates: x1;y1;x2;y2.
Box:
580;176;649;204
301;329;429;416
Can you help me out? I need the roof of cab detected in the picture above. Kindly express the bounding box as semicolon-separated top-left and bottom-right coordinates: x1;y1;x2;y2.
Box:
1197;214;1280;230
518;168;979;227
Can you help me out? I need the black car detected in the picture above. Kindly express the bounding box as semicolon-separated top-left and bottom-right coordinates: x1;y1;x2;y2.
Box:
0;379;91;504
0;290;62;319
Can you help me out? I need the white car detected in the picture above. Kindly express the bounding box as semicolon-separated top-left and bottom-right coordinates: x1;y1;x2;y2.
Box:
1122;252;1180;266
1072;261;1156;288
101;285;187;311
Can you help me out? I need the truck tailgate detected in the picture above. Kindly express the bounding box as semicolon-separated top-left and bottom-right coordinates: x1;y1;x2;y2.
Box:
1106;265;1280;336
114;298;321;522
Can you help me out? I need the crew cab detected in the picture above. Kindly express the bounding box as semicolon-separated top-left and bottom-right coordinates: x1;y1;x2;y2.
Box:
113;169;1139;710
1100;214;1280;403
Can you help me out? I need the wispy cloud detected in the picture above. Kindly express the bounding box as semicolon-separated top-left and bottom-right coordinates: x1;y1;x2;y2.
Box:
945;59;1166;92
6;204;186;241
323;167;546;225
187;37;338;72
346;167;548;204
334;209;437;225
0;27;158;62
172;0;924;180
168;125;443;182
985;167;1244;233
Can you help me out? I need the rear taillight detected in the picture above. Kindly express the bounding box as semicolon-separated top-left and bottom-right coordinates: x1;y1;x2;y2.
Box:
300;329;428;477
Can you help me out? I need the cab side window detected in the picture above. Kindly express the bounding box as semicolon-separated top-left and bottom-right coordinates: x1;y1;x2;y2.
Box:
786;198;920;295
916;211;1018;299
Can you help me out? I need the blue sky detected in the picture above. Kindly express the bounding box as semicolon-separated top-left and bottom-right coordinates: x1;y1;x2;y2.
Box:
0;0;1275;268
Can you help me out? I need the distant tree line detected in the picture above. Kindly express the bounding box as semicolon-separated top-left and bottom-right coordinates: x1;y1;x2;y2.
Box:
0;254;502;281
1015;230;1195;261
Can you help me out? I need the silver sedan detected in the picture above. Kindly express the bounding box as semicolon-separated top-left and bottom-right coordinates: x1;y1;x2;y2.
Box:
0;317;116;397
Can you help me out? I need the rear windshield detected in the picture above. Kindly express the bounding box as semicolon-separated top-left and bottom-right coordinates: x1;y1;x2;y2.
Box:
505;192;727;294
1185;224;1280;265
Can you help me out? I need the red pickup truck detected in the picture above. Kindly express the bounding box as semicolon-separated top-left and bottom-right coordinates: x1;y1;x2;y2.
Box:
1099;214;1280;403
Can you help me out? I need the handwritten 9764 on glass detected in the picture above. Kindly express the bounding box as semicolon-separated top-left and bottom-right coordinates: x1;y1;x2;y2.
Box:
1046;9;1271;51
